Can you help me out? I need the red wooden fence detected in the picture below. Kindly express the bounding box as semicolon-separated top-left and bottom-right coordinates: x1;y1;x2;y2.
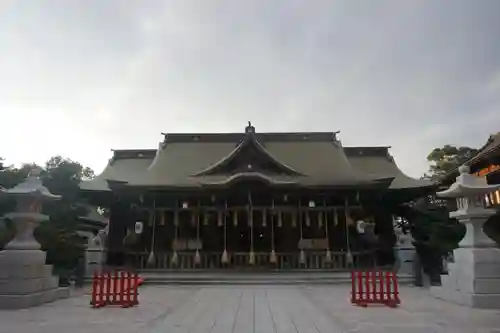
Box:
351;270;400;308
90;271;143;308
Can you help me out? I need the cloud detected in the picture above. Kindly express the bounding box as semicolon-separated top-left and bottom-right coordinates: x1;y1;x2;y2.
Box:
1;0;500;177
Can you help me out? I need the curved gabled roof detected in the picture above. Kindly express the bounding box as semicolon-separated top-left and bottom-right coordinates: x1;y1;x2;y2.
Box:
344;147;434;189
192;129;303;176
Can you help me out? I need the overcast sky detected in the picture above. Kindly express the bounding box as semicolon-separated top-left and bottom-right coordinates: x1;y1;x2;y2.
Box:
1;0;499;177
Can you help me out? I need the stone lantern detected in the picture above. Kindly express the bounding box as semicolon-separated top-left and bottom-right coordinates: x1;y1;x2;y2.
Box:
0;169;70;308
431;165;500;309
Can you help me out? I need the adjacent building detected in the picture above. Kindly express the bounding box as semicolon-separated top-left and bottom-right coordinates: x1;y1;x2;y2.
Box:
442;132;500;207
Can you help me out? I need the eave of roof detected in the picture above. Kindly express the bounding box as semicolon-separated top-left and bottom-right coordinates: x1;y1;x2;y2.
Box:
197;172;299;187
344;147;434;189
79;151;156;192
468;132;500;164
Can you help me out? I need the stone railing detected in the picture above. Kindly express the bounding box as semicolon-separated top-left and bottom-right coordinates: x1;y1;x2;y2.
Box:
119;250;376;270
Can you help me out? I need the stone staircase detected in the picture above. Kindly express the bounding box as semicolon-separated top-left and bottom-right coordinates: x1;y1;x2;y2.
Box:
136;270;415;286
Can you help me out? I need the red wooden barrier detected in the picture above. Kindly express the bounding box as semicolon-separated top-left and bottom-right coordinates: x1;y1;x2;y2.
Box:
90;270;142;308
350;270;400;308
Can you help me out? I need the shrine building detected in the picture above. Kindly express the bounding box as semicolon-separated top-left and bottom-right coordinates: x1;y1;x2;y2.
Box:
79;123;434;270
442;132;500;208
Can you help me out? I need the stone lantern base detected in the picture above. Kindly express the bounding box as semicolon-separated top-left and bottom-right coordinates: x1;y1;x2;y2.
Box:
431;247;500;309
0;249;70;309
431;217;500;309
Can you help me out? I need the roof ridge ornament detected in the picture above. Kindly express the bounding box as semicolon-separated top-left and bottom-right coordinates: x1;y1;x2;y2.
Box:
332;131;341;148
245;121;255;135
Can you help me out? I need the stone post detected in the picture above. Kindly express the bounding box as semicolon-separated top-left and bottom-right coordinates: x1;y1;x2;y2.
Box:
393;218;416;276
84;228;108;277
430;166;500;309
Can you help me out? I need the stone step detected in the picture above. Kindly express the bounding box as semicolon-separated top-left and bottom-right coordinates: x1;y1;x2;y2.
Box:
0;264;53;279
0;287;70;309
431;285;500;309
131;271;414;286
0;275;59;295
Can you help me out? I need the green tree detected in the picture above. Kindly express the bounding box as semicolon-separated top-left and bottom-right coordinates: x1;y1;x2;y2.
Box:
407;198;465;284
406;144;478;284
39;156;95;274
425;145;478;180
0;156;95;283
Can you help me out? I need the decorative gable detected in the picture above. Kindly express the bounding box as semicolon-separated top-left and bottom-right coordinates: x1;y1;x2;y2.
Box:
193;122;303;177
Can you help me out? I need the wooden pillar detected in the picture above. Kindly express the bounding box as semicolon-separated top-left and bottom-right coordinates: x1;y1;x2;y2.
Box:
221;200;229;264
194;200;201;265
147;203;156;266
248;191;255;265
270;199;277;264
344;197;353;266
171;202;179;266
107;200;132;266
324;199;332;262
299;199;305;266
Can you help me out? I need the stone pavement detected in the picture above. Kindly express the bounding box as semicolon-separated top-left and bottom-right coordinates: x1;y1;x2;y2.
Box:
0;285;499;333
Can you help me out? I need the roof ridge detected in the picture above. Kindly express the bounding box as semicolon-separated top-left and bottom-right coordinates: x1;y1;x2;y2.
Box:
162;132;341;143
161;131;339;136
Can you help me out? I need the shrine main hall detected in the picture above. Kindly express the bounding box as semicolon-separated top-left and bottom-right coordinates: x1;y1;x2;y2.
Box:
80;123;433;270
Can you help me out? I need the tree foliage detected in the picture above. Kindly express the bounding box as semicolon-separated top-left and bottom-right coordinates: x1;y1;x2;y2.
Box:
425;145;478;179
0;156;95;274
397;198;465;284
413;144;478;282
412;199;464;265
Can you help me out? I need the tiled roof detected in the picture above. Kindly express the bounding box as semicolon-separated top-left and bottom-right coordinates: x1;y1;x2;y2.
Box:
466;132;500;166
80;130;431;191
440;131;500;183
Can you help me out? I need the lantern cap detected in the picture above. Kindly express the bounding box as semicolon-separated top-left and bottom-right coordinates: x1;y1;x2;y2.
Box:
0;168;61;200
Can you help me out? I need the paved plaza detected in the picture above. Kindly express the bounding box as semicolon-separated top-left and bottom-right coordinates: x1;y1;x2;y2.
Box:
0;285;499;333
